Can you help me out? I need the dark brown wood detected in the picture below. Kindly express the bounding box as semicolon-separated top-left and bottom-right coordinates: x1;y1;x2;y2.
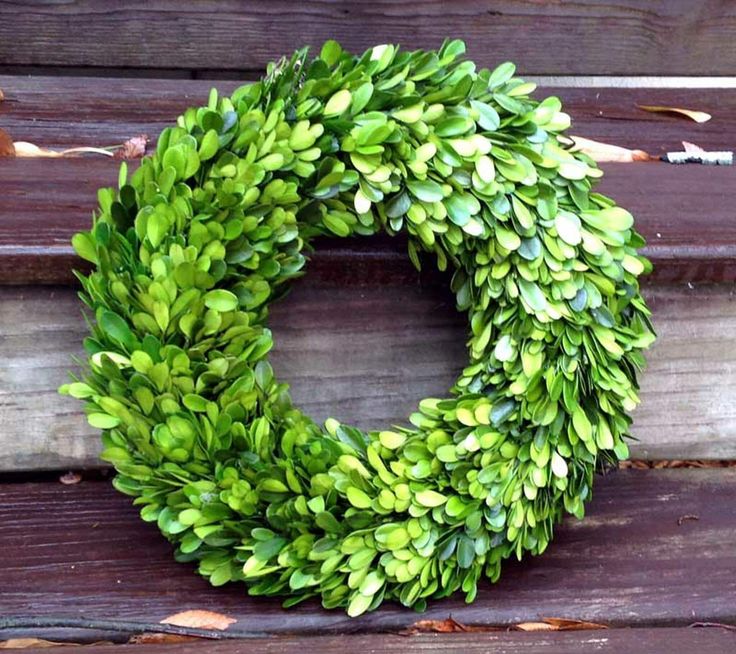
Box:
0;158;734;285
3;629;736;654
2;76;734;153
1;470;734;639
1;1;736;75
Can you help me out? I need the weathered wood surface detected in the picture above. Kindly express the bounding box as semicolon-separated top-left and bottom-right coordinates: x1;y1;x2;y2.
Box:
3;629;735;654
1;158;734;285
1;469;734;639
1;1;736;75
2;76;734;152
1;282;734;472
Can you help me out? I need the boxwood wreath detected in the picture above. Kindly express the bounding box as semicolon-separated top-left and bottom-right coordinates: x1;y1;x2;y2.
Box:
61;40;656;616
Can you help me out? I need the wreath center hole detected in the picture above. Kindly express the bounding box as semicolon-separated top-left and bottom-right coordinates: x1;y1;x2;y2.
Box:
269;268;467;431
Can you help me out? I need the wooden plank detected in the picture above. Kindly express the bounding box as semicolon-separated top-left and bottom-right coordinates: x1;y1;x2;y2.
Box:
0;158;734;285
2;76;734;153
3;629;735;654
1;1;736;75
1;469;734;638
1;281;734;472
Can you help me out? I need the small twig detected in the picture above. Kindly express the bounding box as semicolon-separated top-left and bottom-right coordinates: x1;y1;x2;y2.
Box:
689;621;736;632
677;514;699;526
60;146;115;157
0;617;268;640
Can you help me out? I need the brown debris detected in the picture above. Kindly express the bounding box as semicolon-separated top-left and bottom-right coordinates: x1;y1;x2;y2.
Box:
402;616;607;635
564;134;652;163
113;134;149;160
677;514;700;526
637;105;711;123
59;471;82;485
160;609;237;631
0;128;15;156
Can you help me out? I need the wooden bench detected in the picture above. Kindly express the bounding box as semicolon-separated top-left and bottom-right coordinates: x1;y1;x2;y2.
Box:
1;2;735;652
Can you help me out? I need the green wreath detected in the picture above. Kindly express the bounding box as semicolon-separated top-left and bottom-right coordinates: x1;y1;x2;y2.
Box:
61;40;655;616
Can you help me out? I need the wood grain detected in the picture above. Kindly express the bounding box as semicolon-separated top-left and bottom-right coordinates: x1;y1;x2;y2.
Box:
3;629;736;654
1;469;734;638
1;157;734;285
1;281;734;472
2;75;734;152
1;1;735;75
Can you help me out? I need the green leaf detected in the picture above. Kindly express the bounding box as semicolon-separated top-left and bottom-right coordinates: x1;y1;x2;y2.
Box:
555;211;582;246
72;232;97;264
100;311;136;350
347;592;372;617
494;335;515;362
415;489;447;507
445;193;479;226
456;535;475;568
496;227;520;251
88;413;120;429
204;289;239;312
518;279;548;312
488;61;516;89
324;88;352;117
324;212;351;236
572;408;592;441
491;399;516;426
470;100;501;131
199;129;219;161
435;116;473;137
518;236;541;260
379;430;406;449
407;179;444;203
386;192;411;218
320;39;342;66
346;486;372;509
551;452;568;478
351;82;374;114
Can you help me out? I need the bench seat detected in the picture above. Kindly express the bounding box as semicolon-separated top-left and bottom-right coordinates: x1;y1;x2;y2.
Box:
1;469;734;643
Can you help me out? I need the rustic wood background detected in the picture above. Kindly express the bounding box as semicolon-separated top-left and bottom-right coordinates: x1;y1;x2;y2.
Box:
1;1;736;76
1;2;735;649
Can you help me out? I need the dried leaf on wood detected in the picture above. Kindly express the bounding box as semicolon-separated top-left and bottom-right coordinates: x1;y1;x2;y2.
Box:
402;617;503;634
0;130;148;159
682;141;707;155
637;105;712;123
515;621;558;631
13;141;63;158
0;128;15;156
538;617;608;631
563;135;651;162
113;134;149;160
160;609;237;631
